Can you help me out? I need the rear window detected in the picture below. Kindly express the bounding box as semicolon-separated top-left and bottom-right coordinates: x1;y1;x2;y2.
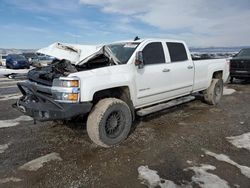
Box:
167;42;188;62
237;49;250;58
9;55;27;61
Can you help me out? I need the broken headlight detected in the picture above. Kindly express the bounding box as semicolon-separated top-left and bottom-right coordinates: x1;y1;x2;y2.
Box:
52;77;80;103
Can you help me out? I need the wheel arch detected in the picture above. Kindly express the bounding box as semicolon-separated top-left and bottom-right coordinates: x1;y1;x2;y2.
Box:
92;86;135;120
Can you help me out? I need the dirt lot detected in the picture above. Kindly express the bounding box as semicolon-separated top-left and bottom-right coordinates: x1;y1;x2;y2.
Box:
0;76;249;188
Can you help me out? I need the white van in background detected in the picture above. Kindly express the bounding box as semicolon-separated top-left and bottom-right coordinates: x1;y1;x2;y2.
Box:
0;54;7;66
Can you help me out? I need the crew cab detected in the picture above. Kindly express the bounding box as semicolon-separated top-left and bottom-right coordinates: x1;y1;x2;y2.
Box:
14;39;230;147
230;48;250;82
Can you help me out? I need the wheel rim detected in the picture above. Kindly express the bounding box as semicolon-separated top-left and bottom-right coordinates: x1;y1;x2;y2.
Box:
105;111;125;139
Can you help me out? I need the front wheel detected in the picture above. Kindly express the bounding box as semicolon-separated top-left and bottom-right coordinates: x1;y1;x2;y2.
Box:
87;98;132;147
203;79;223;105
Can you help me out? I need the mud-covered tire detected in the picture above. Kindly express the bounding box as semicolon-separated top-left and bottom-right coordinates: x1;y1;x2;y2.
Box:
203;79;223;105
87;98;132;147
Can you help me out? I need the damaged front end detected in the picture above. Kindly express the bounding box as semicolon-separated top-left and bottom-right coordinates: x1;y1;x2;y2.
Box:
13;75;92;121
13;58;93;121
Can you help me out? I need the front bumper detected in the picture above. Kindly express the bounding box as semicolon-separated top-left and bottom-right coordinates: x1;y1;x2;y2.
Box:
230;70;250;78
12;64;29;69
13;82;92;121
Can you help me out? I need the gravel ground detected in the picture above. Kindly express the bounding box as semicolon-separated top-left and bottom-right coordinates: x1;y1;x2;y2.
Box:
0;76;249;188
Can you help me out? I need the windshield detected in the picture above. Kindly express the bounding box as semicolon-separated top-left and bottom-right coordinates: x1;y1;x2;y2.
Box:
237;49;250;58
10;55;27;61
107;43;140;64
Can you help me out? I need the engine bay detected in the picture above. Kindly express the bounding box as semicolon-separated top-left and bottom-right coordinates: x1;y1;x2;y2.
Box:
27;53;115;86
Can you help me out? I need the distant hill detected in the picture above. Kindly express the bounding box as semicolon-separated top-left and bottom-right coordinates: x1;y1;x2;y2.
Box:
0;48;36;55
189;46;250;53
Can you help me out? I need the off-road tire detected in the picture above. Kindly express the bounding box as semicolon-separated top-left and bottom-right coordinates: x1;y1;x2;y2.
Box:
87;98;132;147
203;79;223;105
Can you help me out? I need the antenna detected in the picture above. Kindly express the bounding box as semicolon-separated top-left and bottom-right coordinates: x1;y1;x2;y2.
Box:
134;36;140;41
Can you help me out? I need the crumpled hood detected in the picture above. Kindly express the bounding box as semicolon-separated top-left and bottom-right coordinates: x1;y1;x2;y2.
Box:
37;42;103;65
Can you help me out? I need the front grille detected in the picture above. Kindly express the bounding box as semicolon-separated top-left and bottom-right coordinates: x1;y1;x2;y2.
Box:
230;59;250;70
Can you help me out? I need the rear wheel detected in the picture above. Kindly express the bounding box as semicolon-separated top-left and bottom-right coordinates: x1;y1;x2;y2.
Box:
87;98;132;147
203;79;223;105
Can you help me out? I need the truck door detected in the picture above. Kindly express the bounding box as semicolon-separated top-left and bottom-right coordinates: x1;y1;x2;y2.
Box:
135;42;173;107
164;42;194;97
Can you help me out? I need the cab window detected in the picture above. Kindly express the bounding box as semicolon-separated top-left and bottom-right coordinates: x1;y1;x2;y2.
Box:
167;42;188;62
142;42;165;65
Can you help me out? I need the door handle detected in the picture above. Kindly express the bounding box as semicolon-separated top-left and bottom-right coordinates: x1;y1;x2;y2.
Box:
162;68;171;72
187;65;194;69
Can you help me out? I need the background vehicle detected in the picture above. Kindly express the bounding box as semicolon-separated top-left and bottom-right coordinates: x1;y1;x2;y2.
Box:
34;54;55;67
22;52;39;66
230;48;250;82
6;54;30;69
0;54;7;66
14;39;230;147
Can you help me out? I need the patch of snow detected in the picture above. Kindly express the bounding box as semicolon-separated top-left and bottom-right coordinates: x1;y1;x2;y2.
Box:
0;78;22;83
0;143;10;154
138;165;230;188
185;164;230;188
0;85;18;89
19;152;62;171
0;177;22;184
138;166;182;188
0;68;29;76
0;93;22;101
0;116;33;129
204;149;250;178
227;132;250;152
138;166;161;187
223;87;236;95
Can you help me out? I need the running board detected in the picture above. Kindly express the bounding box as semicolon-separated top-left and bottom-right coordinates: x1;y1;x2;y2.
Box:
136;96;195;116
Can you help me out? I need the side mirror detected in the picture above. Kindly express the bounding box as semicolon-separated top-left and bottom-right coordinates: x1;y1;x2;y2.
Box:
232;53;238;58
135;51;144;69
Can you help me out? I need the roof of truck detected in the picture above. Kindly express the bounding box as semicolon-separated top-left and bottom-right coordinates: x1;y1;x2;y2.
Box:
113;38;186;44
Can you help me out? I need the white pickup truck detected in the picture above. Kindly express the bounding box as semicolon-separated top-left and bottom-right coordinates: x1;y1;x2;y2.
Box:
14;39;229;147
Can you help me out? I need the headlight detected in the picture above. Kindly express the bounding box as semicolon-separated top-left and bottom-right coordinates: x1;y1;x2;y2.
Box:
52;77;80;103
53;79;79;87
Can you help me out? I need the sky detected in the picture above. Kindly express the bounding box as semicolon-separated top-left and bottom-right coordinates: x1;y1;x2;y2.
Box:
0;0;250;49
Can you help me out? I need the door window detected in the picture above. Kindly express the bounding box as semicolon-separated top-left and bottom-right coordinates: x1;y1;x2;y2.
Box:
142;42;165;65
167;42;188;62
